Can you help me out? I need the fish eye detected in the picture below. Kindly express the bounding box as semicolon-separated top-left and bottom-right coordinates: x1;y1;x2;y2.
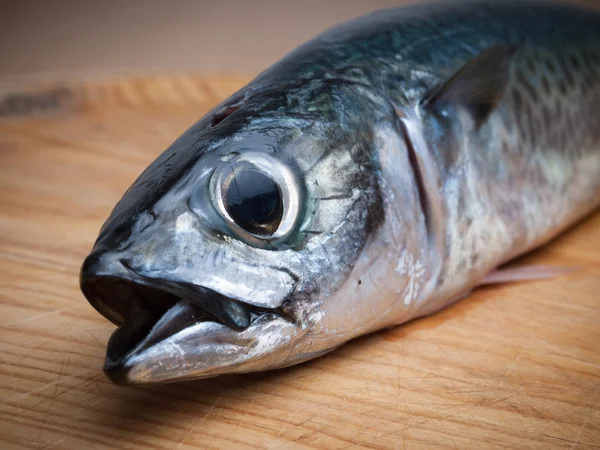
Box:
222;169;283;236
209;152;302;244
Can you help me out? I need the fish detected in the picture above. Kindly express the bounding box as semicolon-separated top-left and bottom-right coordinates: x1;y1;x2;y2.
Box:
80;0;600;385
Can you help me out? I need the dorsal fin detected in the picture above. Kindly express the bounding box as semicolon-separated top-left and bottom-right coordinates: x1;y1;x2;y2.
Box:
425;45;518;128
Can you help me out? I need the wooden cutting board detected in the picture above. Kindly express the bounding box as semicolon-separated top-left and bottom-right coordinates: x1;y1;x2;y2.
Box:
1;75;599;449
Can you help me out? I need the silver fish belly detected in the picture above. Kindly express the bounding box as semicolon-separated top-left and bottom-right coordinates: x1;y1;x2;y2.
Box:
80;1;600;384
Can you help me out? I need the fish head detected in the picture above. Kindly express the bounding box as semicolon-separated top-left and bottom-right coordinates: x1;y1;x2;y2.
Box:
81;82;392;384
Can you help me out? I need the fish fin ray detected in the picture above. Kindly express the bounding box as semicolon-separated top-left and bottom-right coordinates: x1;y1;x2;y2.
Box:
479;265;577;286
425;44;518;128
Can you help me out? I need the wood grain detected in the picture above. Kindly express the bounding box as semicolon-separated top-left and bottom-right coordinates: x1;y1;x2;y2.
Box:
0;75;599;450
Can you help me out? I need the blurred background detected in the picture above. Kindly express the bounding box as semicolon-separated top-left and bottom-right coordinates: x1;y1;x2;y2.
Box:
1;0;599;85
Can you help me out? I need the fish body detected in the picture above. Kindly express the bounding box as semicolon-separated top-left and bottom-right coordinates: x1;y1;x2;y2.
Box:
81;1;600;384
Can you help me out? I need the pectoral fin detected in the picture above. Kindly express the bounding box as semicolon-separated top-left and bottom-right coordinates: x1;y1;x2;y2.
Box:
425;45;518;128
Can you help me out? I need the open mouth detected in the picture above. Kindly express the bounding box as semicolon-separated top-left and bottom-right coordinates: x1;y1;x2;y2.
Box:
80;264;290;378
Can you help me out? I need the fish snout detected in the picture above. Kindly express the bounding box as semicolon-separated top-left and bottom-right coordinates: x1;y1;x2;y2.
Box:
80;249;138;325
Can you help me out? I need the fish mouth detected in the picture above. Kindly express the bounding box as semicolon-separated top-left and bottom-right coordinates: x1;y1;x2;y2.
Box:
80;254;292;384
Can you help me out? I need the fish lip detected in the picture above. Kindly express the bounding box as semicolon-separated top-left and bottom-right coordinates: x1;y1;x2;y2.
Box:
103;313;297;385
80;252;294;379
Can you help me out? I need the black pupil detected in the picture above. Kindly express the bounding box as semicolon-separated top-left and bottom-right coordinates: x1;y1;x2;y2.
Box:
224;169;283;235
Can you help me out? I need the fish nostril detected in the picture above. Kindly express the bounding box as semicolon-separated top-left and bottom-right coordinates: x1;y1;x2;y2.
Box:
118;258;136;274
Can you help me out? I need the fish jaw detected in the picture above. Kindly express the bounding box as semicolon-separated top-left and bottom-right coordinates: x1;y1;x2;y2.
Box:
80;251;311;385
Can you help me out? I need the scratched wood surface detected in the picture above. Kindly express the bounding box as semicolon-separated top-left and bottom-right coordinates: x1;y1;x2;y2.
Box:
0;75;599;449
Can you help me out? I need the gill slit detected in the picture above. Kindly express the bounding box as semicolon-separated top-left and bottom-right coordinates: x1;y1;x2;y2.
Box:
394;106;446;307
317;76;446;307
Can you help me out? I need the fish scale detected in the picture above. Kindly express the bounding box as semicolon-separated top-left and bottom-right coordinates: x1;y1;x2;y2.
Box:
80;1;600;384
426;38;600;308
